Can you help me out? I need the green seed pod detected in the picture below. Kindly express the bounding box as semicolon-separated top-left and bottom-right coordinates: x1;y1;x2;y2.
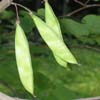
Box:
30;14;77;67
45;1;67;67
53;55;67;67
15;22;34;95
45;1;63;41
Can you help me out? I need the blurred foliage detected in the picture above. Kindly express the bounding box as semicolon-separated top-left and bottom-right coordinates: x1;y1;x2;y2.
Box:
0;44;100;100
60;14;100;45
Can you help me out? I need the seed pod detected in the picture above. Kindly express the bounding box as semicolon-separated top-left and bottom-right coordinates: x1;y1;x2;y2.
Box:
45;1;67;67
45;1;63;41
54;55;67;67
15;22;34;95
30;14;77;67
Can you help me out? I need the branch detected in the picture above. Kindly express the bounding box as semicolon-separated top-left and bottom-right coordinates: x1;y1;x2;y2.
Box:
74;0;85;6
0;92;26;100
77;96;100;100
0;0;13;13
63;4;100;17
85;0;90;4
60;0;100;17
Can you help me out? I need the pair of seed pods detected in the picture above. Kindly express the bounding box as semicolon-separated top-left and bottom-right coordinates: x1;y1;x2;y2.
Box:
15;1;78;96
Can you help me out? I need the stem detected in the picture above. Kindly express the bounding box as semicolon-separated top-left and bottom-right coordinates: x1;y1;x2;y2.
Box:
12;2;20;24
15;3;20;22
11;2;32;13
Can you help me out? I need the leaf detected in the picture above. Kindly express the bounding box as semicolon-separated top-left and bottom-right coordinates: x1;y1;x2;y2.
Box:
60;15;100;45
45;1;67;67
0;10;15;20
15;23;34;95
37;8;45;18
30;14;77;66
20;15;35;33
82;15;100;35
60;18;89;37
78;36;95;45
95;36;100;45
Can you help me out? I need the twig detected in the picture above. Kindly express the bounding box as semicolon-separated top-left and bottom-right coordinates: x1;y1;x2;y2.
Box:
63;4;100;17
11;2;32;13
85;0;90;4
77;96;100;100
66;6;87;17
74;0;85;6
0;92;26;100
13;3;20;22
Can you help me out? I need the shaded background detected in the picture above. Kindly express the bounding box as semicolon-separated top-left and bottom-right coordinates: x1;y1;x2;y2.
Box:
12;0;100;15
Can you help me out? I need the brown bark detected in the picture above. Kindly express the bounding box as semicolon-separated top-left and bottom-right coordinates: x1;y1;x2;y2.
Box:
0;92;100;100
0;92;26;100
0;0;13;12
77;96;100;100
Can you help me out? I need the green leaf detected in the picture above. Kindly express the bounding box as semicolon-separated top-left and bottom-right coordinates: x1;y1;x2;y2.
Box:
60;15;100;45
0;10;15;20
30;14;77;66
60;18;89;37
82;15;100;35
37;8;45;18
20;15;35;33
78;36;95;45
91;35;100;45
15;23;34;95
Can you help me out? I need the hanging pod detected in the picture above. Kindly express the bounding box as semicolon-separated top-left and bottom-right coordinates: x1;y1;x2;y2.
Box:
45;1;63;41
29;1;78;67
15;22;34;95
30;14;78;67
45;1;67;67
45;1;78;66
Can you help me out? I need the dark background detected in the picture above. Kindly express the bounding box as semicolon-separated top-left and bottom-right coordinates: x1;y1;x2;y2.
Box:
12;0;100;16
